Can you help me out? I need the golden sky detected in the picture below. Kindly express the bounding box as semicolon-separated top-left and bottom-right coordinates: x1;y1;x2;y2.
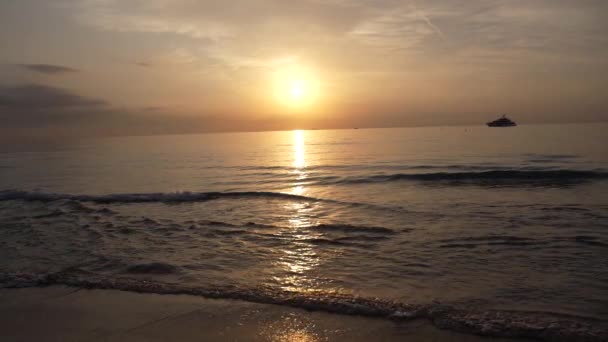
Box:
1;0;607;136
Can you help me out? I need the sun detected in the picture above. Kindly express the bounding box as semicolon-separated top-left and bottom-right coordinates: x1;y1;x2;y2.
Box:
289;80;305;99
273;64;320;109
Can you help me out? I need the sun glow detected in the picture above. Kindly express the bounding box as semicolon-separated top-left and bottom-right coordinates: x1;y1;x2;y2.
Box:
273;64;320;109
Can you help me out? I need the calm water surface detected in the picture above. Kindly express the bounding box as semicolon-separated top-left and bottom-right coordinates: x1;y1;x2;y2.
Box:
1;124;607;334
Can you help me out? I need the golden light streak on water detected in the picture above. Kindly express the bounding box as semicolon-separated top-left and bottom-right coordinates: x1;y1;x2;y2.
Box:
293;130;305;169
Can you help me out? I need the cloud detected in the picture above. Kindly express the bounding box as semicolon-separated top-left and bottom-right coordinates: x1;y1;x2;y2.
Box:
17;64;79;74
0;84;105;110
0;84;166;134
411;1;445;39
0;84;116;136
0;83;270;136
67;0;608;71
349;11;436;49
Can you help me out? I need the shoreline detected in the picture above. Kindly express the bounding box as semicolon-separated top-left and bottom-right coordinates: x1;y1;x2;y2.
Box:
0;285;520;342
1;285;606;341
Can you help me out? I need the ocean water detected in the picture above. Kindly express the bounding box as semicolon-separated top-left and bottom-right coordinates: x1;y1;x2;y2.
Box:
1;124;607;339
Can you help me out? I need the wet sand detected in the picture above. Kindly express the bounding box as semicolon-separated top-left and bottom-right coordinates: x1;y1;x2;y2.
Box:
0;286;519;342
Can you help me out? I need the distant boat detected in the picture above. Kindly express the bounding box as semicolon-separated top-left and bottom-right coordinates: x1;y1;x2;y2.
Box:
487;114;516;127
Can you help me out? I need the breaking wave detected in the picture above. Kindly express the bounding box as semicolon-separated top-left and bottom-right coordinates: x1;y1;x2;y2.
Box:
0;189;408;214
324;169;608;185
0;271;606;341
0;190;323;204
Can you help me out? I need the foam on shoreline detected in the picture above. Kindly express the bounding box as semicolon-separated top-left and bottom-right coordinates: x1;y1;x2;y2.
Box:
1;272;605;341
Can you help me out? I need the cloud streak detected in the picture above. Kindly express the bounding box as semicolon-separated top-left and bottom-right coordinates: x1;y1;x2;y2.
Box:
0;84;104;110
17;64;79;75
411;1;445;39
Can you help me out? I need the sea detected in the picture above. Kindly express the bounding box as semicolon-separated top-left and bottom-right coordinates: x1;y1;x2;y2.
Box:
1;123;607;339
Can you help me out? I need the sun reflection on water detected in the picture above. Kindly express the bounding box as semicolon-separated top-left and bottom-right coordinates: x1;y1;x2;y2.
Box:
293;130;305;169
272;130;324;293
291;130;308;197
259;313;321;342
268;329;319;342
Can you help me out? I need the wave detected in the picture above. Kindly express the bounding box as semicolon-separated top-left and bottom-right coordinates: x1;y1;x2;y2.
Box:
0;190;322;204
0;271;605;341
436;235;608;249
303;235;391;247
205;169;608;188
236;164;579;172
324;169;608;185
125;262;181;275
193;221;398;243
310;223;396;235
32;209;67;218
0;189;408;215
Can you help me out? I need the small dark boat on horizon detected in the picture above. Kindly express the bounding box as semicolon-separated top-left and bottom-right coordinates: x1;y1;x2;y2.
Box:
487;114;516;127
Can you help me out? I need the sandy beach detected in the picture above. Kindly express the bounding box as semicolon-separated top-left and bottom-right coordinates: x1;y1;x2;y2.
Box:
0;286;521;342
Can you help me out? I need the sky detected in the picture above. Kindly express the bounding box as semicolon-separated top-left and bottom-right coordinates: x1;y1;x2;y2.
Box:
1;0;607;137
